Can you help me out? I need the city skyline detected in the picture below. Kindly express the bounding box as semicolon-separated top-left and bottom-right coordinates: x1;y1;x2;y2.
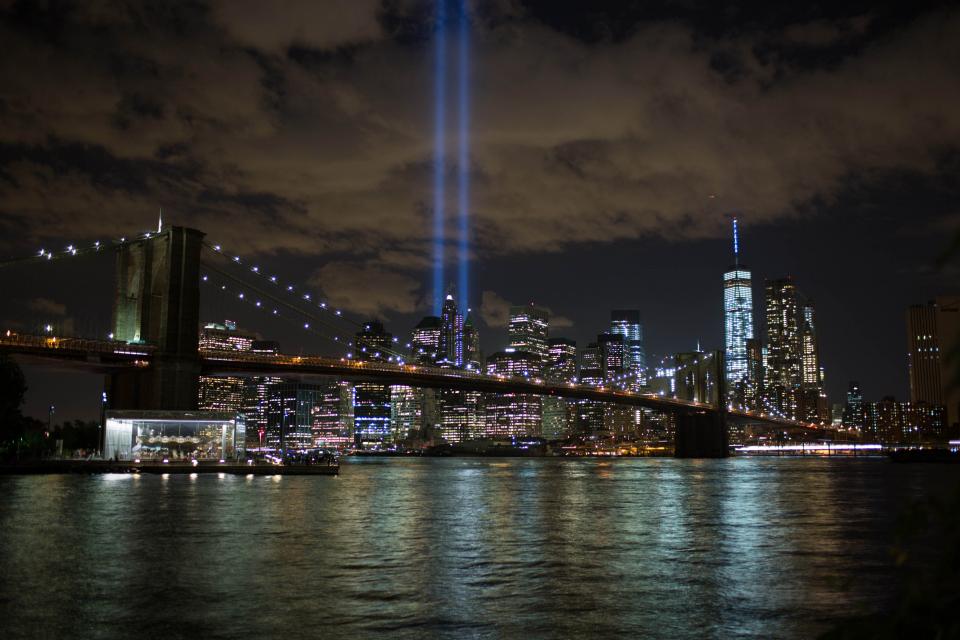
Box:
0;1;957;422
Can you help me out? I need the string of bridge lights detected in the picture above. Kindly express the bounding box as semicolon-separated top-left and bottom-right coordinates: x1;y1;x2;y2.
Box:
201;274;409;365
200;241;411;361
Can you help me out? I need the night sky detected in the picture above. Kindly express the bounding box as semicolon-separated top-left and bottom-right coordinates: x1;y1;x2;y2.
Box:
0;0;957;421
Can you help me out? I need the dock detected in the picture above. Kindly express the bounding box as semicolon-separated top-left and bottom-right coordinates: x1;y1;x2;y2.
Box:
0;460;339;476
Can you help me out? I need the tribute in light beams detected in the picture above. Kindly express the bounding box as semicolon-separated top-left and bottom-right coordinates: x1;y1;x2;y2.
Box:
432;0;471;315
456;0;470;316
432;0;447;315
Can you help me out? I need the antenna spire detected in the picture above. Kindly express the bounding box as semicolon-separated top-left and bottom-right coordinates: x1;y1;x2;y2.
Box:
732;215;740;265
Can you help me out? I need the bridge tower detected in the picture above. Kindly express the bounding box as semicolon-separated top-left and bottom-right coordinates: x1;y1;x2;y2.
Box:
107;226;205;410
673;349;729;458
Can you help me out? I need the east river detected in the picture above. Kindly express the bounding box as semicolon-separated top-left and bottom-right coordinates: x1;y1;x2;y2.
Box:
1;457;957;639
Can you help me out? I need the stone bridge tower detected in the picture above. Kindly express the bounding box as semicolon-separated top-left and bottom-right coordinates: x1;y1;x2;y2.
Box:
107;226;204;410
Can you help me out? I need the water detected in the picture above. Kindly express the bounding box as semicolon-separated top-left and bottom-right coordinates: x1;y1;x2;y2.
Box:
0;457;956;639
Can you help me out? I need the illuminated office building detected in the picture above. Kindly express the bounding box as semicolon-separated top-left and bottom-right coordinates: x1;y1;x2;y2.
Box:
799;300;828;423
546;338;577;382
353;321;393;447
743;338;763;410
509;304;549;374
484;349;541;438
312;380;354;449
463;312;482;370
843;381;864;430
764;278;802;419
198;320;255;415
198;320;255;352
266;383;323;451
610;310;646;386
242;340;283;451
390;385;424;443
907;297;959;433
577;343;605;436
543;338;577;439
439;294;463;367
722;218;755;410
411;315;442;365
597;333;626;383
438;389;484;443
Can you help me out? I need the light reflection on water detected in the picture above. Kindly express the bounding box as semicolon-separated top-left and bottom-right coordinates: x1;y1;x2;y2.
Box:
0;457;954;639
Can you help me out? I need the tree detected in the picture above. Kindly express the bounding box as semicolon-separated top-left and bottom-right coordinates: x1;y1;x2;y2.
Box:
0;354;27;441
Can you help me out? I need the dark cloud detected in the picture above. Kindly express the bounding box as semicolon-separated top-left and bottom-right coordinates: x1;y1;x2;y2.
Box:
0;0;958;318
27;297;66;316
479;290;572;330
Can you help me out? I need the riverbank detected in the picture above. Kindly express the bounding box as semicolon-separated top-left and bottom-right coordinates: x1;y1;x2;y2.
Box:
0;459;339;475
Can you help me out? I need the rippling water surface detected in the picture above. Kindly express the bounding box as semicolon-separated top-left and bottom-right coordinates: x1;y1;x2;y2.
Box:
1;457;956;639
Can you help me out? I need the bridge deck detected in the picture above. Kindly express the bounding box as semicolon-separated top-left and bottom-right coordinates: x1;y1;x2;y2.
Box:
0;334;816;430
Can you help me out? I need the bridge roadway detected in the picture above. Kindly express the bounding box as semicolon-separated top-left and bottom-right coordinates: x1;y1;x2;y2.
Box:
201;352;811;430
0;333;815;430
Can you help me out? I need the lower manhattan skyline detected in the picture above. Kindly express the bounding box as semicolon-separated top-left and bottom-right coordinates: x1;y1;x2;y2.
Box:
1;2;959;639
0;0;957;421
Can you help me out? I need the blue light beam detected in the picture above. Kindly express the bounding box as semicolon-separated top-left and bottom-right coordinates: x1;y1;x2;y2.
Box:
457;0;470;315
732;216;740;264
432;0;447;315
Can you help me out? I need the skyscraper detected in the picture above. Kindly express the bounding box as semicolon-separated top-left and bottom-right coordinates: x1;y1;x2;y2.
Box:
907;297;959;432
439;294;463;367
577;342;605;436
764;278;802;418
610;310;646;386
546;338;577;383
411;315;442;365
799;299;828;422
543;338;577;439
485;349;542;438
353;321;393;447
722;218;754;409
311;380;354;449
508;304;549;374
198;320;256;414
463;311;482;370
597;333;626;383
843;381;864;430
242;340;283;451
267;382;323;451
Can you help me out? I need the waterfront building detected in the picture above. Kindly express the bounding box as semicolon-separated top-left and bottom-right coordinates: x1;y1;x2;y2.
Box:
799;300;829;423
198;320;255;352
312;380;354;449
743;338;763;410
509;303;550;374
390;385;423;444
439;294;463;367
242;340;283;451
764;278;802;419
104;410;244;461
597;333;626;383
198;320;256;414
907;297;960;434
267;383;324;451
484;349;542;438
610;310;646;386
543;338;578;439
411;315;442;365
463;312;482;370
438;389;484;443
843;381;864;430
353;321;393;447
577;342;605;436
722;218;755;410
